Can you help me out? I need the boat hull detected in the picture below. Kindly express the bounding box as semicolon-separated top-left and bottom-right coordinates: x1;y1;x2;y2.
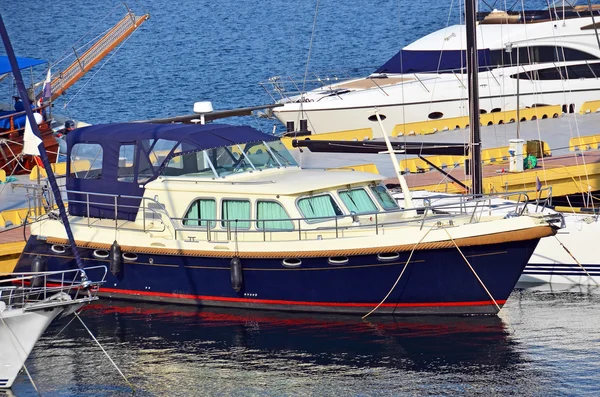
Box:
520;215;600;285
0;306;64;388
16;235;542;315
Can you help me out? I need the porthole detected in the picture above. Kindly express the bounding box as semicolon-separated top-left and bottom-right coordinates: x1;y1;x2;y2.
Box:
122;252;138;262
368;114;386;122
51;244;66;254
377;252;400;261
328;256;349;265
282;258;302;268
93;249;109;259
428;111;443;120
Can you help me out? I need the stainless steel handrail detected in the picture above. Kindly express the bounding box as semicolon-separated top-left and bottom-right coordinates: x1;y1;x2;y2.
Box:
18;181;554;243
0;265;107;311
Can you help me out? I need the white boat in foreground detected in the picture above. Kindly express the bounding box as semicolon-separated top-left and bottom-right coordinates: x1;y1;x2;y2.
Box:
0;266;106;388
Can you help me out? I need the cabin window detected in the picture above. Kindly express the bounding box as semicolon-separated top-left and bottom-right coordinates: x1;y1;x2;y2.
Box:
138;139;179;183
183;198;216;227
297;194;343;222
338;188;378;214
70;143;103;179
117;144;136;182
370;185;398;210
266;141;298;166
256;200;294;230
222;199;251;229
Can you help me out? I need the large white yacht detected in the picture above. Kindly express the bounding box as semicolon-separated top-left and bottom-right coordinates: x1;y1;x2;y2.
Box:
265;2;600;136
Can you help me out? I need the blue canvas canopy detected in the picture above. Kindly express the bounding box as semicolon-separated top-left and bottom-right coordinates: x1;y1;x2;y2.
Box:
66;122;278;220
376;49;493;74
0;55;46;74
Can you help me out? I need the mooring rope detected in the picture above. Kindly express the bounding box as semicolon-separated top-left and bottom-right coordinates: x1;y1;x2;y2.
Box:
362;223;437;319
74;312;135;392
441;226;501;313
553;235;599;286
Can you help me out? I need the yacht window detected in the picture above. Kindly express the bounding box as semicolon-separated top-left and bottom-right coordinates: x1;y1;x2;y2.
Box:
339;188;378;214
511;63;600;80
297;194;343;222
222;199;251;229
238;142;276;170
256;200;294;230
183;198;216;227
70;143;103;179
165;145;216;177
117;144;136;182
370;185;398;210
138;139;179;183
491;46;597;67
266;141;298;167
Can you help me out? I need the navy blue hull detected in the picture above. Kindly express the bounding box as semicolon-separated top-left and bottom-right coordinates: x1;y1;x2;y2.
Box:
15;236;541;315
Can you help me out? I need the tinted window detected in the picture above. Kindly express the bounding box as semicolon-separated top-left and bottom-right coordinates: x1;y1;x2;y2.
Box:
511;63;600;80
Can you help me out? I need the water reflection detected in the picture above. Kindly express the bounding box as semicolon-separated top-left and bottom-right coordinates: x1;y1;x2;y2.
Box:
12;301;538;396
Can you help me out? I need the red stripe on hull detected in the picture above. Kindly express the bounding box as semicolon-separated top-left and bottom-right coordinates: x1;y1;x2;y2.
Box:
100;287;506;308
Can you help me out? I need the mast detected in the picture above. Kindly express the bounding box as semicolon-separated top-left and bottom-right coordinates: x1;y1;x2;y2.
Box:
0;15;88;280
465;0;482;195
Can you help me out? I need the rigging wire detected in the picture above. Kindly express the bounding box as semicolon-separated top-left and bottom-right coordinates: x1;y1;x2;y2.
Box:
299;0;321;120
62;28;138;109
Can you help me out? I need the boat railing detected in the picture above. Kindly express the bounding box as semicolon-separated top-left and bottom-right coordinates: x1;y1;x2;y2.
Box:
0;265;107;311
259;68;372;102
18;182;554;242
63;190;170;233
0;104;51;136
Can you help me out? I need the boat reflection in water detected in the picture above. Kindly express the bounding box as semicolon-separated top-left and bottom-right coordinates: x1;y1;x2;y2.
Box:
12;300;544;396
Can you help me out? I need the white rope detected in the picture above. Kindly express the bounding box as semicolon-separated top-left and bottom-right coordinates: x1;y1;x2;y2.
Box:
553;234;599;285
74;312;135;392
441;226;501;313
363;223;437;318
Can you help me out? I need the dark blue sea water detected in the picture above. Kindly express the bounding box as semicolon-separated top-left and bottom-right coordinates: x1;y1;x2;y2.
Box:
2;1;600;396
8;289;600;396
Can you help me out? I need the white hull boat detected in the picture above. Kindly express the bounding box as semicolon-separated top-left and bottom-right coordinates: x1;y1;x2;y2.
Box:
264;2;600;135
0;267;106;388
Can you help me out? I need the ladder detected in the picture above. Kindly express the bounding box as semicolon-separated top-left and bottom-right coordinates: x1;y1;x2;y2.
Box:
46;10;149;101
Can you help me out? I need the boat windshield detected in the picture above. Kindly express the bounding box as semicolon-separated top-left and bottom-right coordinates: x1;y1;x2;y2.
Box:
162;140;298;178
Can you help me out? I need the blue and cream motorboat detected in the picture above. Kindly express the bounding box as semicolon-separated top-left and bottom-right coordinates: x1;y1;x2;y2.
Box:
13;122;557;315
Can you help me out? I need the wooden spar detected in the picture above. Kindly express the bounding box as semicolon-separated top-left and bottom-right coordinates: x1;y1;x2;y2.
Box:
43;11;150;101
